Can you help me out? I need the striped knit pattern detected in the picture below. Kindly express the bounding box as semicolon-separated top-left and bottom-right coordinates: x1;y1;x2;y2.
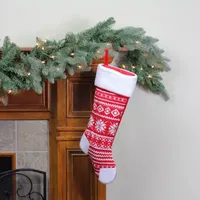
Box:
84;87;129;177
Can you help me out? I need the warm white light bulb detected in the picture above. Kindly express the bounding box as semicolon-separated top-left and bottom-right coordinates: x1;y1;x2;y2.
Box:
71;53;74;56
140;67;143;70
151;65;154;68
78;65;82;69
27;72;31;76
51;56;55;59
42;47;45;50
148;74;152;78
42;61;45;64
136;40;140;44
122;64;126;68
8;90;12;94
132;65;136;69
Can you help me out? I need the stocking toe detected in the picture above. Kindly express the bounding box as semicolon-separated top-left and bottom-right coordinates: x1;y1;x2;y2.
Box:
99;167;117;184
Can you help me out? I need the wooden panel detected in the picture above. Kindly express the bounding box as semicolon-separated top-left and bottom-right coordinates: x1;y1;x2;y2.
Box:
67;78;94;117
49;82;58;200
0;82;50;111
67;149;95;200
55;56;113;127
57;139;106;200
0;48;50;111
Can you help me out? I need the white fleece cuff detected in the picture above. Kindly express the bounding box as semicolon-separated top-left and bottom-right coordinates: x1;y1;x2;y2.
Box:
94;64;138;97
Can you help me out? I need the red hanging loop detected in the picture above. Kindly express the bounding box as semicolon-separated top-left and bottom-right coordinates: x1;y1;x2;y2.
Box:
104;49;109;66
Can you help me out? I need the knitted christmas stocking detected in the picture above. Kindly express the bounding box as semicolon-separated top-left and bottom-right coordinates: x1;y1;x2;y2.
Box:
80;57;137;184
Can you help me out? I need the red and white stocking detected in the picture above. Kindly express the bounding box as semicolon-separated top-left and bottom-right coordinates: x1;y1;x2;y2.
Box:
80;62;137;184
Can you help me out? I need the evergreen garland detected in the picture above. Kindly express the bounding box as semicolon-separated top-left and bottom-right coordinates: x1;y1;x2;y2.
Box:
0;17;170;105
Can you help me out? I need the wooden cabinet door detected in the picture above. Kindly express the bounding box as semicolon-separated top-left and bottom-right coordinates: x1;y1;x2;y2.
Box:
56;71;106;200
57;139;106;200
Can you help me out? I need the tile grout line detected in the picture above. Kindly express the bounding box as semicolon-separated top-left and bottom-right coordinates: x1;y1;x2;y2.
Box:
15;120;18;169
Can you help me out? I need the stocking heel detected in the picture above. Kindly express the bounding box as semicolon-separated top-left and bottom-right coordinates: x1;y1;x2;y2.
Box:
80;134;90;154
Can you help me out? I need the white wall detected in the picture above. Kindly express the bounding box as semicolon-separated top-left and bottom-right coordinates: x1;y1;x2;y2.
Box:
1;0;200;199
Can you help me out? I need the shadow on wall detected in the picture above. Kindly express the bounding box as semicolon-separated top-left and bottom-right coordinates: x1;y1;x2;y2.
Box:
37;15;92;40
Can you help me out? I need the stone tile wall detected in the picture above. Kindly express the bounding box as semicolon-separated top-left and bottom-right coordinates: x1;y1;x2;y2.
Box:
0;120;49;198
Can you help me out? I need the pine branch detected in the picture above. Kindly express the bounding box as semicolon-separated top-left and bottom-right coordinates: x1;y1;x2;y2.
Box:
0;17;171;105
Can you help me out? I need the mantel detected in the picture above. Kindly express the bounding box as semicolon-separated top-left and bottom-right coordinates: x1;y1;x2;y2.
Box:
0;48;113;120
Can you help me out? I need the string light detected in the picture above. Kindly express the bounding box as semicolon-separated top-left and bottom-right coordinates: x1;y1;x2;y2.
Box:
140;67;143;70
8;90;12;94
36;37;46;48
97;50;100;53
148;74;152;78
56;68;60;71
70;53;74;56
132;65;136;69
122;64;126;68
151;65;154;68
78;65;82;69
136;40;140;44
143;53;148;57
50;56;55;59
27;72;31;76
41;61;45;64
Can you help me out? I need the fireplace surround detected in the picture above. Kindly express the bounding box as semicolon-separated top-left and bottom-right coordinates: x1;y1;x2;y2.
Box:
0;120;49;199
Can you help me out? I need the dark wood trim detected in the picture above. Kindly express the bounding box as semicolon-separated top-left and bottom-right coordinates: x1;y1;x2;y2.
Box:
0;111;51;120
57;126;85;132
0;152;16;170
49;81;58;200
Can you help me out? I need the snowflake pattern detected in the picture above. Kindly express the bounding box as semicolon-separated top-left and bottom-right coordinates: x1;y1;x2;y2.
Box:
82;88;131;176
88;115;94;127
95;119;106;133
109;123;119;135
